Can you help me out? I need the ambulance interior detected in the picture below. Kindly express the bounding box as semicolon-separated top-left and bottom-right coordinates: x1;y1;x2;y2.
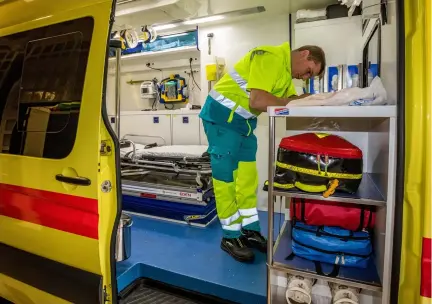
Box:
103;0;406;303
0;0;415;303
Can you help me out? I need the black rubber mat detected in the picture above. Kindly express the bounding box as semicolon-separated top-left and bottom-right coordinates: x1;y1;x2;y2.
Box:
119;278;236;304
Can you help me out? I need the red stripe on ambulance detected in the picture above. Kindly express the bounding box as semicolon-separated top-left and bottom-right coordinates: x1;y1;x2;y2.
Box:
421;237;431;298
0;183;99;239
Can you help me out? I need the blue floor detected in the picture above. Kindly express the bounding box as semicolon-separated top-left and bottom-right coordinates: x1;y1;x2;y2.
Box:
116;211;284;303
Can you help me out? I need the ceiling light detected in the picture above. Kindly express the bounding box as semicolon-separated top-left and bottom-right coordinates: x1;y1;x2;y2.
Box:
152;24;178;31
183;15;225;25
160;33;188;38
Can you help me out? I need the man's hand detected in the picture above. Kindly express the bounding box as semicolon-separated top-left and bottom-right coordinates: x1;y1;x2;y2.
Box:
299;93;312;98
249;90;315;112
250;89;302;112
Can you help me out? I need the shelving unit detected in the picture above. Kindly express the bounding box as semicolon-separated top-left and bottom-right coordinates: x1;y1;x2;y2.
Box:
107;45;200;74
108;45;200;62
266;105;397;304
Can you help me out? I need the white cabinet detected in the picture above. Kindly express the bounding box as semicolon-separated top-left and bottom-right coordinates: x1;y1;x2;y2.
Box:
121;112;172;145
172;114;200;145
113;110;205;146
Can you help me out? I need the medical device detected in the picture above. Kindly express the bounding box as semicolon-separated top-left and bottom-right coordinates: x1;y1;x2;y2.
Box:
140;80;158;99
159;74;188;104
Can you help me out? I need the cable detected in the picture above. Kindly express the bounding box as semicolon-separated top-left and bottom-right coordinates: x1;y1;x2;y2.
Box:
164;104;174;110
146;63;162;72
150;79;159;110
189;58;201;91
151;95;158;111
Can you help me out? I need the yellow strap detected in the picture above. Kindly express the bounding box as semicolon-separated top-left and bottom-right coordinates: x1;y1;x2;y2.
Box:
265;180;335;195
265;180;295;189
294;182;327;193
276;161;362;180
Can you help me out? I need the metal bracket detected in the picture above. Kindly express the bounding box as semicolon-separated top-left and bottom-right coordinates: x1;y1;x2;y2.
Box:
100;140;113;156
101;180;112;193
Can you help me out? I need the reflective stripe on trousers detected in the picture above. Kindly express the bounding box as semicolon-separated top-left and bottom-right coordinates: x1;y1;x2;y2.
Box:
239;207;258;217
219;211;240;226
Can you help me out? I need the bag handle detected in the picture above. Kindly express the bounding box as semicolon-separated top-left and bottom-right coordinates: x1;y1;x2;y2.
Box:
314;261;340;277
367;206;374;229
301;198;306;222
291;198;297;223
356;206;366;231
286;253;340;278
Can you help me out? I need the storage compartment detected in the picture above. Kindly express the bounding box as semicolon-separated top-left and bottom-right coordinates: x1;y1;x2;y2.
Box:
120;112;172;145
172;114;200;145
326;4;361;19
293;16;363;93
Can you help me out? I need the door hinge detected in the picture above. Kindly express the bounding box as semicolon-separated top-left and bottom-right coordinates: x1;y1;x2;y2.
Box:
103;285;110;302
100;140;113;156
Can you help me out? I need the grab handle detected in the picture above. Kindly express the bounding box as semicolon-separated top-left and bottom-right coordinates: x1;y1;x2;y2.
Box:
55;174;91;186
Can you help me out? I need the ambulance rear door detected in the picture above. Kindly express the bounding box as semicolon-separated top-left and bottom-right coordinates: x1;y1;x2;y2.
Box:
0;0;120;303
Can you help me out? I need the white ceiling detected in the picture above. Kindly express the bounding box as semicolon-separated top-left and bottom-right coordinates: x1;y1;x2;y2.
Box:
207;0;337;15
114;0;338;29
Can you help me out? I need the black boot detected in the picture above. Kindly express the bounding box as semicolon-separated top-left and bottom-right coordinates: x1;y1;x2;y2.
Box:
221;236;255;263
241;229;268;253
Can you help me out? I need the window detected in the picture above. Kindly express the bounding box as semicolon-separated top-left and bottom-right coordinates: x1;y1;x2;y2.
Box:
0;17;94;159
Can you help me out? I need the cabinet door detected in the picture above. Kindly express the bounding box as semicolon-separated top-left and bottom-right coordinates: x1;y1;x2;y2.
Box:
172;114;200;145
199;118;208;145
121;114;172;145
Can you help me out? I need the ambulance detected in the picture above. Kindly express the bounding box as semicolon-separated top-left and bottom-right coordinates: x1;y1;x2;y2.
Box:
0;0;429;303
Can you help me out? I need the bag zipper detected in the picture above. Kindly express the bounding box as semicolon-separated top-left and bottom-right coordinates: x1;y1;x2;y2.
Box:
292;236;372;258
293;224;370;241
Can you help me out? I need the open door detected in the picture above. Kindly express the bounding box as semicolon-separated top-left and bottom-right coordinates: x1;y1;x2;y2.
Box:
0;0;120;303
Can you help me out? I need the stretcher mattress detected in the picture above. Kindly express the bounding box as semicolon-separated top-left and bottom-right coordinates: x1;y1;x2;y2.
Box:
121;144;208;159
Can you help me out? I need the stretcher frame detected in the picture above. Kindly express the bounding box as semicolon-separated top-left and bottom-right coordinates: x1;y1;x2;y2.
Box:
119;134;214;205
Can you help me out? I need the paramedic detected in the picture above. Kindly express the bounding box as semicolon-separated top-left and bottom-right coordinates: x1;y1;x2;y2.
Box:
199;43;326;262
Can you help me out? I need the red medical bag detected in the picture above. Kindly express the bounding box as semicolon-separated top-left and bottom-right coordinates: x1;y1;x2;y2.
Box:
275;133;363;196
290;198;375;231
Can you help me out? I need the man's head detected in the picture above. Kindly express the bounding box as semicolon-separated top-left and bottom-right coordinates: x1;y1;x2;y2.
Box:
291;45;326;80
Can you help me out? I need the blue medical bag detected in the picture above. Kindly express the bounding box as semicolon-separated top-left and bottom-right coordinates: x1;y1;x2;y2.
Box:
291;222;372;269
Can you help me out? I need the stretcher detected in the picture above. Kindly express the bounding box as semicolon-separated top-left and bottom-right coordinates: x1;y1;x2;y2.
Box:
119;134;216;227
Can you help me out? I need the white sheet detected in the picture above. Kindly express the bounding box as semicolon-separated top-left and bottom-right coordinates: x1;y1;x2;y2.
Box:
121;144;208;159
288;77;392;107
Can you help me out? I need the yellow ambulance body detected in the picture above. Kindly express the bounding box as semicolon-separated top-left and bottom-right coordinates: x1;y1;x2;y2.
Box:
0;0;120;303
0;0;429;304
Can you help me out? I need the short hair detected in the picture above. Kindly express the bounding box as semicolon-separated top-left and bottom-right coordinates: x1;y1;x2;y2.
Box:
295;45;326;77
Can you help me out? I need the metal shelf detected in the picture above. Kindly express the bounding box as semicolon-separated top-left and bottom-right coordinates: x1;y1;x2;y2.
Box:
266;108;398;303
108;45;199;62
267;105;396;118
270;221;382;292
271;173;386;207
